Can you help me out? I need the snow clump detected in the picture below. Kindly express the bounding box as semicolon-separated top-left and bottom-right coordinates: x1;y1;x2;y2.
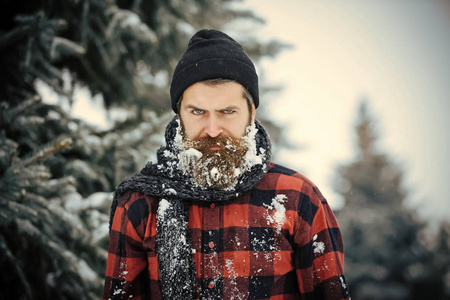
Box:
264;194;287;233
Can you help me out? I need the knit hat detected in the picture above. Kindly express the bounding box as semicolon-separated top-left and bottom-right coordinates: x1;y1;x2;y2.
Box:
170;29;259;113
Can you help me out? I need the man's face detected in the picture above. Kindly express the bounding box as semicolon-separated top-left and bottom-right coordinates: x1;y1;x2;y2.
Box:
178;81;255;144
177;81;256;189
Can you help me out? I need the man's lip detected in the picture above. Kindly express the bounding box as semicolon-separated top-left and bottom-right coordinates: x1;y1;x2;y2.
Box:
210;145;221;150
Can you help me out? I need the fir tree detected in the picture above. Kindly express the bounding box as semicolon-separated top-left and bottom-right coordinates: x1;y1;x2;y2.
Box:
336;101;450;299
0;99;107;299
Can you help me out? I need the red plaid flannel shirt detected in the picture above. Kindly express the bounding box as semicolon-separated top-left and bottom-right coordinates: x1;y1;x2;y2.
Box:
104;163;350;299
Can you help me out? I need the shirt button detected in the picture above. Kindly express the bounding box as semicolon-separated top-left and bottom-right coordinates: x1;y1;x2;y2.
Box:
210;203;215;208
209;242;215;249
208;282;214;289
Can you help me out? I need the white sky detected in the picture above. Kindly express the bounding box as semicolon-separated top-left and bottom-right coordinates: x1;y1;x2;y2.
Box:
232;0;450;221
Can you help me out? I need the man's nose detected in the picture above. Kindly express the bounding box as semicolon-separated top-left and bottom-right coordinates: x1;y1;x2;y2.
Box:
204;117;223;138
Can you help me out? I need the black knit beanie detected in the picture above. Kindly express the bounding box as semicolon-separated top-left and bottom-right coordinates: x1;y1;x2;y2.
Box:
170;29;259;113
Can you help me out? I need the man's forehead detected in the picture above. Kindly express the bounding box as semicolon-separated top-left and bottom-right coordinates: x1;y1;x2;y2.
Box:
181;83;247;107
184;80;245;92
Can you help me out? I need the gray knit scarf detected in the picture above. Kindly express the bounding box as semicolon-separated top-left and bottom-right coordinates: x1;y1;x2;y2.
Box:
109;116;271;299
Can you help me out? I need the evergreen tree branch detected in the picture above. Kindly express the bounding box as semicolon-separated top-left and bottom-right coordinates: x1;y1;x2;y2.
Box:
0;96;41;127
0;24;32;53
23;136;72;167
24;35;35;67
50;37;86;62
80;0;90;48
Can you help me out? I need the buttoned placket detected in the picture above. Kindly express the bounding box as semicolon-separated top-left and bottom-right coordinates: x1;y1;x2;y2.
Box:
203;202;220;296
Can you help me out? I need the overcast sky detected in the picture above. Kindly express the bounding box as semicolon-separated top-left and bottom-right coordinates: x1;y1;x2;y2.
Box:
232;0;450;222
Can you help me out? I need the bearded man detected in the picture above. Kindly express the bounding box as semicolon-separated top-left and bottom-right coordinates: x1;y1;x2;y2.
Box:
104;29;350;300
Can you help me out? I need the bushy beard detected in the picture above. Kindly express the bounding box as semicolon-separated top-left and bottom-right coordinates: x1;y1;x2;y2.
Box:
178;134;249;190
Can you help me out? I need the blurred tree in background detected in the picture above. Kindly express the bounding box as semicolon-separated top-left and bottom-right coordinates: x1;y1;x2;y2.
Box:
0;0;288;298
336;101;450;300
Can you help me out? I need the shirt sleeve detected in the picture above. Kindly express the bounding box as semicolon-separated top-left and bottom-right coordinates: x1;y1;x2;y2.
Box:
293;181;350;299
103;192;160;300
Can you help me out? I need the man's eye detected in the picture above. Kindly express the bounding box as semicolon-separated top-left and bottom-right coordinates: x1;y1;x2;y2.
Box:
192;109;203;115
223;109;234;114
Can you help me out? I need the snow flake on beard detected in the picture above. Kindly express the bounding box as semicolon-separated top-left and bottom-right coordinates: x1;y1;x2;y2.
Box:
175;120;264;190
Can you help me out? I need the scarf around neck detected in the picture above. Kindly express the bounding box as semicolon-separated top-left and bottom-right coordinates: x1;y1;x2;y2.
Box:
109;116;271;299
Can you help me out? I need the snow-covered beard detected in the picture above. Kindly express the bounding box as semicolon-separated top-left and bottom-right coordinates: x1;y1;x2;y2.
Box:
178;134;249;190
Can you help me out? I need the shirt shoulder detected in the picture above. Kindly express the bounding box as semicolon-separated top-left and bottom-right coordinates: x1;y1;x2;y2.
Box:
116;190;159;208
259;162;324;199
114;191;160;229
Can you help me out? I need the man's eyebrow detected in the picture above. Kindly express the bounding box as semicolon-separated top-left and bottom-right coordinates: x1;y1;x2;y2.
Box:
184;104;205;110
183;104;241;111
217;105;240;111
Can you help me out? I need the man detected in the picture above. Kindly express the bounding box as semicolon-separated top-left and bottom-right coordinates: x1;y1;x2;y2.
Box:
104;29;350;300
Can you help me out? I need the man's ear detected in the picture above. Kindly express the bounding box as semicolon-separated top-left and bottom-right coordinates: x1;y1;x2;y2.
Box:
251;103;256;123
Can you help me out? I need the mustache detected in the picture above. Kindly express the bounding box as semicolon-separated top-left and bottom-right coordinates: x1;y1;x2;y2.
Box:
184;135;246;153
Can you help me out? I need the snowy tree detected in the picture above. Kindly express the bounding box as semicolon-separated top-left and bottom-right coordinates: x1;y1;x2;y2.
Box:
336;101;450;300
0;98;106;299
